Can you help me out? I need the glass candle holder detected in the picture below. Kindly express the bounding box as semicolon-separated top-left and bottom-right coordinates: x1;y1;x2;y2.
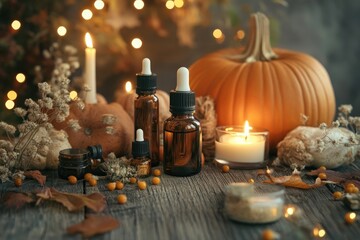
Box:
224;183;285;224
215;126;269;169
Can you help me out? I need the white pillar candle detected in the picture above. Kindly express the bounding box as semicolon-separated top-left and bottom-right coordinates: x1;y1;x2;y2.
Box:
84;32;97;104
215;121;266;163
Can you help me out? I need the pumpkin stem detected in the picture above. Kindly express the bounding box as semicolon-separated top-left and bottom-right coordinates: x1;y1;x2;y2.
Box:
232;12;278;62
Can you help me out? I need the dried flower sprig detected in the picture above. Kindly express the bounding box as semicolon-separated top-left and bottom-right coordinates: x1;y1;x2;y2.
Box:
337;104;360;135
0;43;79;182
99;153;137;183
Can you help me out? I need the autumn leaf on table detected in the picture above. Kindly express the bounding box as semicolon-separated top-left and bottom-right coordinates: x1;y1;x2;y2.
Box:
24;170;46;186
67;215;120;238
258;169;324;189
2;192;35;209
307;168;360;188
36;188;106;212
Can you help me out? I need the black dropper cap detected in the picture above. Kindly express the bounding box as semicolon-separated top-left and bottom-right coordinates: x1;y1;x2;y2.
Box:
87;145;103;159
136;58;157;94
132;129;150;158
170;67;195;114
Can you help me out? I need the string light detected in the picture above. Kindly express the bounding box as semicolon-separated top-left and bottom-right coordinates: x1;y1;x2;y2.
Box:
131;38;142;49
125;81;132;93
16;73;26;83
82;9;93;20
11;20;21;30
174;0;184;8
94;0;105;10
69;91;78;100
134;0;144;10
57;26;67;36
165;0;175;9
213;29;223;39
7;90;17;100
313;225;326;238
5;100;15;110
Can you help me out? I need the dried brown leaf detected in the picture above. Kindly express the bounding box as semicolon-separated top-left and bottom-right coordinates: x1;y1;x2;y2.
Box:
24;170;46;186
2;192;34;209
307;168;360;188
259;169;324;189
67;215;120;238
36;188;106;212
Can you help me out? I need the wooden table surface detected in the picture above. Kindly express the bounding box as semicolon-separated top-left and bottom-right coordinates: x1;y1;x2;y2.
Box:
1;160;360;240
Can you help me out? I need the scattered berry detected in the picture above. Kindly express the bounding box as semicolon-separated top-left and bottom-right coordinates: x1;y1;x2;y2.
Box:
88;178;97;186
107;182;116;191
14;178;22;187
138;181;147;190
222;165;230;173
153;169;161;177
345;183;355;189
129;177;137;184
116;181;124;190
333;191;343;200
318;172;327;180
319;166;326;171
345;185;356;193
353;187;359;193
345;212;357;224
152;177;161;185
117;194;127;204
262;229;278;240
84;173;93;182
68;175;77;185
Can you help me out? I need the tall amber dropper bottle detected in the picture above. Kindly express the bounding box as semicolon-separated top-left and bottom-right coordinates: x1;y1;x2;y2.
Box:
135;58;159;167
163;67;202;176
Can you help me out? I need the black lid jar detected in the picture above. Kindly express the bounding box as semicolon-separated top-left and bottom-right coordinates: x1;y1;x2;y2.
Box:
58;145;102;180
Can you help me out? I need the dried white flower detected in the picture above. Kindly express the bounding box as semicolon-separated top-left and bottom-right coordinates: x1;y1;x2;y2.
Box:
0;122;16;134
83;84;91;92
75;99;85;110
319;123;327;130
332;120;340;128
38;82;51;95
105;126;115;135
64;45;78;55
300;114;309;125
338;105;353;115
102;114;117;125
68;119;81;132
43;50;51;59
14;108;27;118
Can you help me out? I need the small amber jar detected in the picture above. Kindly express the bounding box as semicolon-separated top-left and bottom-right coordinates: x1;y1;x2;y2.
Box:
58;145;102;179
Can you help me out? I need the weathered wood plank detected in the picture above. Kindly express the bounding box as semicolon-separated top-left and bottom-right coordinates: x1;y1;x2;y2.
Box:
0;170;84;240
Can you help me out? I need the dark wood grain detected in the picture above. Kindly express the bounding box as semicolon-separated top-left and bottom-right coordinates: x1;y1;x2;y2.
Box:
1;162;360;240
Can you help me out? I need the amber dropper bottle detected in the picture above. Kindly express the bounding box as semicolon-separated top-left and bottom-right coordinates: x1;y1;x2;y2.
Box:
131;129;151;178
135;58;159;167
163;67;202;176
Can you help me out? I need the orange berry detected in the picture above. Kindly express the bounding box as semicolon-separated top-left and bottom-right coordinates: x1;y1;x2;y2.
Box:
353;187;359;193
107;182;116;191
68;175;77;185
117;194;127;204
84;173;93;182
14;178;22;187
345;212;357;224
333;191;343;200
138;181;147;190
129;177;137;184
222;165;230;173
88;178;97;186
345;186;355;193
248;178;255;184
152;177;161;185
153;169;161;177
116;181;124;190
318;173;327;180
262;229;277;240
319;166;326;171
345;183;355;189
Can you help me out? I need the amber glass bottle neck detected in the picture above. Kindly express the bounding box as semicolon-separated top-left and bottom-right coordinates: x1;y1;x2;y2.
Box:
136;90;156;95
171;112;195;118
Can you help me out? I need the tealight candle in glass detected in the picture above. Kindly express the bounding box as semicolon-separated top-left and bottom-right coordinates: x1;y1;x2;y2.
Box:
215;121;269;169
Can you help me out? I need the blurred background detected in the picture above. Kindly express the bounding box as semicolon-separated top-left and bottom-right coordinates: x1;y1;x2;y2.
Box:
0;0;359;124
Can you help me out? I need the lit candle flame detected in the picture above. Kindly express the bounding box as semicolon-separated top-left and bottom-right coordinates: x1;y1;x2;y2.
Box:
125;81;132;93
85;32;93;48
244;120;252;140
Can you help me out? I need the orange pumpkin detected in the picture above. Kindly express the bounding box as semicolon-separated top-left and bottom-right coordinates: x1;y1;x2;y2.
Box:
189;13;336;151
55;102;134;156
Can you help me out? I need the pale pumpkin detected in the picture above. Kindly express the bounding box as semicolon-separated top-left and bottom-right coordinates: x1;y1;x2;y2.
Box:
189;13;336;150
55;102;133;156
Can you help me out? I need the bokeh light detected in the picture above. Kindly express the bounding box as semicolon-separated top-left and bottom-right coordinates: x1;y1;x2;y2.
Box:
11;20;21;30
82;9;93;20
174;0;184;8
131;38;142;49
57;26;67;36
134;0;145;10
5;100;15;110
7;90;17;100
94;0;105;10
213;29;223;39
69;90;78;100
125;81;132;93
16;73;26;83
166;0;175;9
